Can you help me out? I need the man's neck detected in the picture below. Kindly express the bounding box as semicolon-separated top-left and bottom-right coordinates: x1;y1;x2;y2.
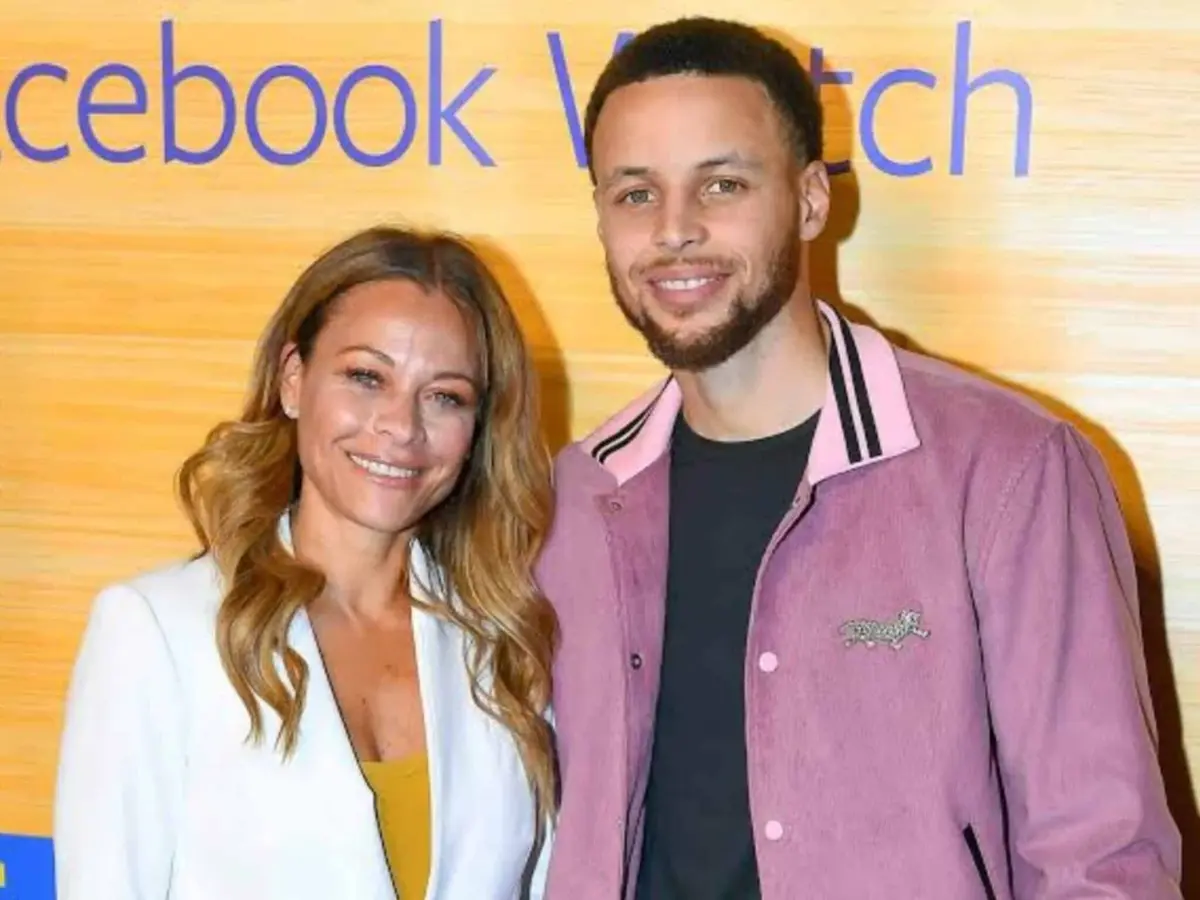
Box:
675;299;829;442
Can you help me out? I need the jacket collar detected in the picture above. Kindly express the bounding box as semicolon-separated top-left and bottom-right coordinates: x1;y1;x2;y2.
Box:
579;300;921;486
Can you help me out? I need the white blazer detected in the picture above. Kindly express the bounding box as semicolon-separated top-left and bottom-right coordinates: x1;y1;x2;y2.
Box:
53;532;550;900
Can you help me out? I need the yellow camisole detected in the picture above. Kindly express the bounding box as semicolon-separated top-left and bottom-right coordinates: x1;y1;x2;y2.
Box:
360;754;431;900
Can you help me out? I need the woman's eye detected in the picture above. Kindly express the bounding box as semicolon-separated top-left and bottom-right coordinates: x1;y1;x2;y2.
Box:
346;368;383;388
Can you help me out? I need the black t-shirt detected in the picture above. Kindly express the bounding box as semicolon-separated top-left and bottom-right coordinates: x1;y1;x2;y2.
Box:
634;410;819;900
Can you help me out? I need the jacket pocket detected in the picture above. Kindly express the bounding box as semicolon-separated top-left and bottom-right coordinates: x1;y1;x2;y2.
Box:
962;825;998;900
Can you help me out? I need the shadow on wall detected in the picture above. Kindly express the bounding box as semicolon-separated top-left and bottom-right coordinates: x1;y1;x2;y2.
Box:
468;234;573;456
765;24;1200;894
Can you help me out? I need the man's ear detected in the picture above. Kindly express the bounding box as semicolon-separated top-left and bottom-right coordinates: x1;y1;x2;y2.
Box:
593;187;607;243
797;160;831;243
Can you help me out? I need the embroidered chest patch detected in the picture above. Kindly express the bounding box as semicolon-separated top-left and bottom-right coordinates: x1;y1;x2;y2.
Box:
839;609;930;649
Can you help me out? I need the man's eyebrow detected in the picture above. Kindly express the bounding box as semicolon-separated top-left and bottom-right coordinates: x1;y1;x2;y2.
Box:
599;153;763;187
696;152;764;171
599;164;652;187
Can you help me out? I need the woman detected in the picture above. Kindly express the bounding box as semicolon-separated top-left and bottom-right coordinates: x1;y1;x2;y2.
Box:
53;225;557;900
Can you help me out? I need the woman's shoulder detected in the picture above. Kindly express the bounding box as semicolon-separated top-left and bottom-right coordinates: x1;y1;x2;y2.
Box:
88;552;224;645
65;554;227;708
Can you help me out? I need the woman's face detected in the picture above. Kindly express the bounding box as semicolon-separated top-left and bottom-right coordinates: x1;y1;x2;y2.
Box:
280;278;482;540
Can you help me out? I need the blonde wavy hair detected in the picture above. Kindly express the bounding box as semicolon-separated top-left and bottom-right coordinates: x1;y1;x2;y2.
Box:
176;225;558;820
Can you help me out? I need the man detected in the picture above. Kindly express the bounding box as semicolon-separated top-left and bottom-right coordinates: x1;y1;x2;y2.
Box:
535;15;1182;900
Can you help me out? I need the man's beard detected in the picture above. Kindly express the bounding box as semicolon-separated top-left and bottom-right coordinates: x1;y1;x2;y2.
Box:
608;223;802;372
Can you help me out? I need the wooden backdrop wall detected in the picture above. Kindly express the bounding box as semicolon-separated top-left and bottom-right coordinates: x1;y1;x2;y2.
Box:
2;0;1197;890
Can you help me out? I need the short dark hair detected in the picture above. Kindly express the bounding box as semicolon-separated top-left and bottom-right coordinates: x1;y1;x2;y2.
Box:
583;16;823;183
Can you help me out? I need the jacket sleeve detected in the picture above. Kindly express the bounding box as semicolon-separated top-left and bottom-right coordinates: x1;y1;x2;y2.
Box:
54;582;185;900
976;422;1182;898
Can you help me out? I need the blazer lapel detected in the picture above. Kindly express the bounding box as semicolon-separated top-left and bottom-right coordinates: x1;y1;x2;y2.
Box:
287;609;397;897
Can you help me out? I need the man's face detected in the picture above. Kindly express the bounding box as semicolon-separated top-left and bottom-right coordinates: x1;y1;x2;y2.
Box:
590;73;829;371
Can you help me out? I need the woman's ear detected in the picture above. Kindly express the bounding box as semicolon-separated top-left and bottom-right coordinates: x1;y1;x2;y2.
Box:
279;343;302;419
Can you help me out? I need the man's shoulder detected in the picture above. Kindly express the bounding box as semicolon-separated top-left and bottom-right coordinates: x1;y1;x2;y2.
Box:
538;453;616;603
550;439;603;489
895;346;1068;446
890;346;1118;516
548;378;666;491
538;437;622;588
